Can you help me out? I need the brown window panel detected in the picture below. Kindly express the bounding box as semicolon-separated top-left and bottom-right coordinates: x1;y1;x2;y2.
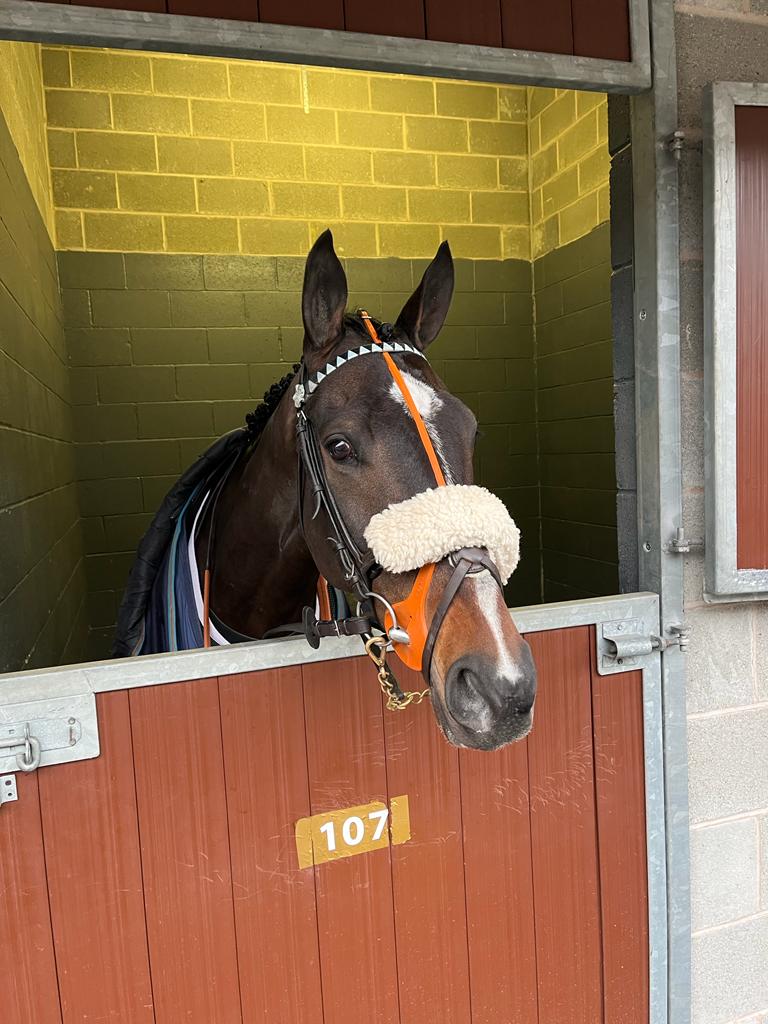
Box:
259;0;344;30
424;0;503;48
572;0;631;61
344;0;426;39
168;0;258;19
501;0;574;55
74;0;167;10
736;105;768;569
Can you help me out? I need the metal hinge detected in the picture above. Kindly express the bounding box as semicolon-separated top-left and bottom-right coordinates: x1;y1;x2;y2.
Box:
666;129;686;160
598;618;691;674
664;527;704;555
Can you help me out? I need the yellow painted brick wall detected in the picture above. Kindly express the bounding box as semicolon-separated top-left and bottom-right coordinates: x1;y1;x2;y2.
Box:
0;42;55;237
528;87;609;259
42;47;530;260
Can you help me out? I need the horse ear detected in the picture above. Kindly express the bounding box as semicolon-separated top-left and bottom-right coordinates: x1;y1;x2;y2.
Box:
395;241;454;351
302;229;348;357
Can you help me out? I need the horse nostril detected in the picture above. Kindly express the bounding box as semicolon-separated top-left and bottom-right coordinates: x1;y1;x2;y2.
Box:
446;666;495;731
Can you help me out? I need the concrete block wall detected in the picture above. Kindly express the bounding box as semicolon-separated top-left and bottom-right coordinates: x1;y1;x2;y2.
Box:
533;224;617;601
0;50;88;672
675;3;768;1021
0;42;55;236
527;86;609;258
42;47;530;261
528;87;617;598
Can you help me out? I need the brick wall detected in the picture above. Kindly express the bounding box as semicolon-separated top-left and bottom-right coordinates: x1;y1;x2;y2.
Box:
527;87;609;258
42;47;530;261
61;251;538;656
534;223;617;600
673;4;768;1022
0;98;88;671
0;42;55;237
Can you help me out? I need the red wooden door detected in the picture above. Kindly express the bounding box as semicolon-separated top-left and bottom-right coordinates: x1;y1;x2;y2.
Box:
2;625;649;1024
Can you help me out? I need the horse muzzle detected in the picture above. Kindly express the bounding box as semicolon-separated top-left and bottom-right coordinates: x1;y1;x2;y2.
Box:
438;647;536;750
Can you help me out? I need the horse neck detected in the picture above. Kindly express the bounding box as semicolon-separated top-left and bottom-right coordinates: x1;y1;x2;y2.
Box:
205;401;317;637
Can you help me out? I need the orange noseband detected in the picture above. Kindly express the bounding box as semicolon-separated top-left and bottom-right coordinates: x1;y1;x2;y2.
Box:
359;312;445;672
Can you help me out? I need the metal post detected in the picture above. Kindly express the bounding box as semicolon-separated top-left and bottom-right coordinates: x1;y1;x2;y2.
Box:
631;2;691;1022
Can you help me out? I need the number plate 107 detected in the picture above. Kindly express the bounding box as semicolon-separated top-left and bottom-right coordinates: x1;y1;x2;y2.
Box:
295;796;410;869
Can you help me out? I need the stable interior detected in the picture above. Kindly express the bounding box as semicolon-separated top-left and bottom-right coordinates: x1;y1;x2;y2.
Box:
0;42;620;670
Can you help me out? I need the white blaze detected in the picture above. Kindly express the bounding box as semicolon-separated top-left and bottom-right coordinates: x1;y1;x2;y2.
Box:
388;371;453;483
471;571;521;684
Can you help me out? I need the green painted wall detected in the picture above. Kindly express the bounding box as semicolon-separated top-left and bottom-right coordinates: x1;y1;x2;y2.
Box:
0;108;88;672
534;222;618;600
61;251;538;656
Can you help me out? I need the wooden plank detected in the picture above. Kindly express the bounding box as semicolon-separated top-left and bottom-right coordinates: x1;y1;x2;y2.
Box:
345;0;426;38
526;627;603;1023
501;0;573;55
460;735;538;1024
572;0;631;60
424;0;502;47
301;657;400;1024
219;668;324;1024
383;667;472;1024
736;105;768;569
168;0;258;19
0;772;62;1024
259;0;344;29
591;658;649;1024
129;679;242;1024
38;692;154;1024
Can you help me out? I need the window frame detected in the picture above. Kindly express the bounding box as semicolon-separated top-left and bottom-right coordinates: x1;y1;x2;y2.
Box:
703;81;768;601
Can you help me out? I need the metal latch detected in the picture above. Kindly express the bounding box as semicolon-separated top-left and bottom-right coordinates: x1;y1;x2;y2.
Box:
598;619;690;674
0;692;99;780
0;723;42;771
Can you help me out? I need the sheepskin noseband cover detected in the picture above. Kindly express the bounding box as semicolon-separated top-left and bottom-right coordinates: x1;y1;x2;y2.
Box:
364;485;520;585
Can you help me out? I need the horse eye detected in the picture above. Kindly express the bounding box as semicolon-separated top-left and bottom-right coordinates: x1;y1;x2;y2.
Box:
327;438;354;462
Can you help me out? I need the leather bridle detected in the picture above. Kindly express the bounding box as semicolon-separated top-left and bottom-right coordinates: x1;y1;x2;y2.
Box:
293;312;506;707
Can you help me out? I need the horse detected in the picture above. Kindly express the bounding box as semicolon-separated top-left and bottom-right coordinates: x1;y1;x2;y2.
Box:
114;230;536;750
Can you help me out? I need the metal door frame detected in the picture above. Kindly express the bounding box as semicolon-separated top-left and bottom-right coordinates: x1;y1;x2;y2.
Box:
0;1;689;1021
0;0;650;92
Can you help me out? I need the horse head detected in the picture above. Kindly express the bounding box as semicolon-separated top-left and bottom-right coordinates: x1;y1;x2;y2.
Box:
296;230;536;750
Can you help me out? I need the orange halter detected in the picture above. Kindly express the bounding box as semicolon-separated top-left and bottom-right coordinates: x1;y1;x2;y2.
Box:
358;312;446;671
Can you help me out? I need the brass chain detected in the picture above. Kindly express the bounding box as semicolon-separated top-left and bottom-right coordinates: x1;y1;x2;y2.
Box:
364;636;430;712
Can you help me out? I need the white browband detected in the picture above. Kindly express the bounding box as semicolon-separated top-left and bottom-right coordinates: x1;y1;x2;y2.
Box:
364;484;520;584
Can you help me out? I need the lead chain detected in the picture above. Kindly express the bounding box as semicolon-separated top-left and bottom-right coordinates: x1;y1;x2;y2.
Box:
364;636;430;712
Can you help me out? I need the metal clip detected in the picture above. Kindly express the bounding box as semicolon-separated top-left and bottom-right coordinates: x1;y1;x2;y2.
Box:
0;723;42;773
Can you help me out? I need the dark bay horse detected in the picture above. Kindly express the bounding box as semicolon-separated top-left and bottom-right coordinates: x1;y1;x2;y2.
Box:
115;231;536;750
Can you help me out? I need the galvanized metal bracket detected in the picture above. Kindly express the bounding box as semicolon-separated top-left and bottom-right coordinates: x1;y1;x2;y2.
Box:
0;774;17;806
0;692;99;778
598;618;690;674
664;527;704;555
598;618;659;674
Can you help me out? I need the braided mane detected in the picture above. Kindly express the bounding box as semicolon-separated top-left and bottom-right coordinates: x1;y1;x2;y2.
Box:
242;314;393;443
